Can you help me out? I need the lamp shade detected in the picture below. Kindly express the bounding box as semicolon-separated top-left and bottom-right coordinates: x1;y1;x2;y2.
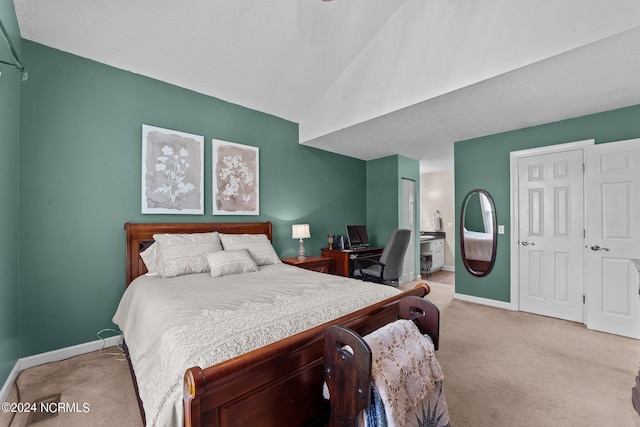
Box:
292;224;311;239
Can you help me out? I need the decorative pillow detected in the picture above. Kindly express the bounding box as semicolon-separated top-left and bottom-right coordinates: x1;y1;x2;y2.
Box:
207;249;258;278
219;233;281;266
139;242;161;275
153;232;223;278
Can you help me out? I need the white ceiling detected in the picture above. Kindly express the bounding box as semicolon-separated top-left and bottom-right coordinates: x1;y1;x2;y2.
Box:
14;0;640;172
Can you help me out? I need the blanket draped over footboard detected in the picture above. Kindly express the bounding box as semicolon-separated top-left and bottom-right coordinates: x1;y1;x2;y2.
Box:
363;319;446;427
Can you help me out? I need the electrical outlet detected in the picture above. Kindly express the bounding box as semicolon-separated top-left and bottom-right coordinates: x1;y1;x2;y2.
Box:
447;222;453;229
498;225;505;234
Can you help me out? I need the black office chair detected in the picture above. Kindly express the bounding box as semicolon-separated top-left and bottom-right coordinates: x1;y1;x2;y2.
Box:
353;229;411;286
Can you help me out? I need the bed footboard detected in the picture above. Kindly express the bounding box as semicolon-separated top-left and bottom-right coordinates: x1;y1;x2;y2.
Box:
183;284;430;427
324;296;441;427
323;327;372;427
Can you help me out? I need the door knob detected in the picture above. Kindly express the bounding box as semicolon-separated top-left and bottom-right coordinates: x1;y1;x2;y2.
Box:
590;245;609;251
521;241;535;246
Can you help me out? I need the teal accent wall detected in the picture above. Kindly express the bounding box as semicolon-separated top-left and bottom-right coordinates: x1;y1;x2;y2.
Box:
455;104;640;302
18;41;367;356
0;0;21;387
366;156;398;246
366;155;420;277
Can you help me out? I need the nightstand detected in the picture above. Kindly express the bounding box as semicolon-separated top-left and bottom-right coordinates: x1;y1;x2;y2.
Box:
281;256;331;274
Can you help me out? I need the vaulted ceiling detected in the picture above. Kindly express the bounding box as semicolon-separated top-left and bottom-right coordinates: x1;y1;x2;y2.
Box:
14;0;640;171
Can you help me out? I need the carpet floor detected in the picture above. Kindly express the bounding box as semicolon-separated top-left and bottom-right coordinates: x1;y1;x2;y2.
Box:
400;280;640;427
2;280;639;426
1;347;141;427
422;269;454;285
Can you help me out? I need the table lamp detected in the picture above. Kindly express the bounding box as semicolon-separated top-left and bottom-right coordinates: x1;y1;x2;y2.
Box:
292;224;311;259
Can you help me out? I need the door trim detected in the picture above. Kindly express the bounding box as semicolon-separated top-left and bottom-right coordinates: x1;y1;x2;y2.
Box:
509;139;595;312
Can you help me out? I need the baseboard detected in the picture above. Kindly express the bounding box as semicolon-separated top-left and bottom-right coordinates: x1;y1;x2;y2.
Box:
0;334;122;404
454;292;518;311
418;266;454;277
19;335;123;371
0;359;22;405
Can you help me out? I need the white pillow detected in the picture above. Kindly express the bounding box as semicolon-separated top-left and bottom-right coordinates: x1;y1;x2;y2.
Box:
153;232;223;278
207;249;257;278
219;233;281;266
139;243;161;275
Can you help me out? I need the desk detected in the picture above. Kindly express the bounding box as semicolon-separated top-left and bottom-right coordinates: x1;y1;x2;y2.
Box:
321;247;383;277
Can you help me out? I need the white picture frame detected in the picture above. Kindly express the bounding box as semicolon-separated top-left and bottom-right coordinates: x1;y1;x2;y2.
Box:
141;124;204;214
212;139;259;215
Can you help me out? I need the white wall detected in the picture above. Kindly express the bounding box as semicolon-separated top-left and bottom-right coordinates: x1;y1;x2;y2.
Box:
420;170;454;269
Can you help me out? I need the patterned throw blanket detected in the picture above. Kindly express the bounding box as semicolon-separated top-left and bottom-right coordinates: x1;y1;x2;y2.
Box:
365;381;449;427
363;319;450;427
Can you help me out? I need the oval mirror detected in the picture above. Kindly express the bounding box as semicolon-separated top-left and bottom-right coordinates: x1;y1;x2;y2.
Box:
460;189;497;277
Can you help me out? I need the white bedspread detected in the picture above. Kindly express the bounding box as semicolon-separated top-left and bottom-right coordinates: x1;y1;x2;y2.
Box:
463;230;493;261
112;264;401;427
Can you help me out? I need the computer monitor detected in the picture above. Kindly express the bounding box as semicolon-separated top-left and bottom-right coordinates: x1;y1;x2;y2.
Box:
346;224;370;249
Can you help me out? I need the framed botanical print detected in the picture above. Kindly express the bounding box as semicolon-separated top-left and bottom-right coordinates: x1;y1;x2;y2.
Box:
141;125;204;214
212;139;259;215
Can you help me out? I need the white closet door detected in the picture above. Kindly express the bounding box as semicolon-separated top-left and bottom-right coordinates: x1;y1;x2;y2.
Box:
518;149;585;322
402;179;416;283
586;138;640;339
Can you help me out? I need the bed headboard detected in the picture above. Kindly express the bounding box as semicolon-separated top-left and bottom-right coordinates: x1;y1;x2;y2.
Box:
124;222;273;286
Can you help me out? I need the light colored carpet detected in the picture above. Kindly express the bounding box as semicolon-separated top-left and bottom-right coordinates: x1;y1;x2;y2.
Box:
1;347;141;427
422;269;454;285
3;281;639;426
401;280;640;427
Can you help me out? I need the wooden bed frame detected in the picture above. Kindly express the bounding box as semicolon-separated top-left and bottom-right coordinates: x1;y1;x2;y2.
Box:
324;296;440;426
124;221;431;427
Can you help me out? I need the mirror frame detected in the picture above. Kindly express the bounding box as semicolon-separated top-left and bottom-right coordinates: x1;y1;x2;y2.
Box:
460;189;498;277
